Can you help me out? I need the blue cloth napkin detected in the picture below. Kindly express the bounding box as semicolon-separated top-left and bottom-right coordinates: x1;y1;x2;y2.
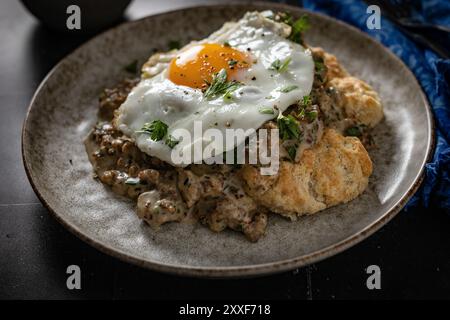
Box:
295;0;450;211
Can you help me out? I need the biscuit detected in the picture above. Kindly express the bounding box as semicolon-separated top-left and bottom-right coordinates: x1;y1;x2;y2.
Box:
240;129;373;219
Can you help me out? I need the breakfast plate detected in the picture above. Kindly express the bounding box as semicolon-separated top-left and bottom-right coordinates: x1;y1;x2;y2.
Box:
22;2;433;277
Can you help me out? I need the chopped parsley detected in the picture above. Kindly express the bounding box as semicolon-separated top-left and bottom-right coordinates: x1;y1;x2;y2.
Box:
137;121;180;148
277;12;295;25
124;60;138;74
168;40;181;50
315;60;325;73
298;96;318;122
165;135;180;148
279;85;299;93
270;57;291;73
305;110;318;121
289;15;310;43
287;145;297;161
298;108;305;119
301;95;312;107
223;41;231;47
259;107;275;115
137;120;168;141
125;177;140;185
228;59;238;67
277;114;301;140
276;12;310;44
345;125;365;137
314;57;327;83
204;68;241;100
223;90;234;102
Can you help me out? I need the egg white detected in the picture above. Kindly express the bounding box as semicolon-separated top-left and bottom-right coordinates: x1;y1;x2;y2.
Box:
115;11;314;166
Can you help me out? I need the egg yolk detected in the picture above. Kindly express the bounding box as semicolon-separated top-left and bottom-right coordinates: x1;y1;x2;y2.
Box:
168;43;251;89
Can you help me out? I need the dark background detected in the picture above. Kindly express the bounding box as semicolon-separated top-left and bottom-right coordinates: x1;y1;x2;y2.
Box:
0;0;449;300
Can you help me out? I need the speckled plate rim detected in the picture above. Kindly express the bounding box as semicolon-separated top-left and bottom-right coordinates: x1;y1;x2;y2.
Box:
22;1;435;278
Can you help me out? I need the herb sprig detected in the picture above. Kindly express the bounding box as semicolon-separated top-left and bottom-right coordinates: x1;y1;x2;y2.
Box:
276;12;310;44
259;107;275;115
203;69;241;100
297;95;318;122
137;120;168;141
289;15;310;43
228;59;238;67
165;135;180;148
279;85;299;93
286;145;297;161
315;60;325;73
305;109;318;121
137;120;180;148
277;114;301;140
301;95;311;107
345;125;367;137
314;56;327;83
270;57;292;73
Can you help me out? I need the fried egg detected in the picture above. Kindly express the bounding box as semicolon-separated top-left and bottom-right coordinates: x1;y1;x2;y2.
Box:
115;11;315;165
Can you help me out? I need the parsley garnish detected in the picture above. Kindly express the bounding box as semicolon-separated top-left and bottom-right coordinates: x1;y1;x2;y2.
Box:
276;12;310;44
259;107;275;115
289;15;310;43
228;59;238;67
301;95;311;107
298;96;318;122
278;12;294;25
298;108;305;119
125;177;140;185
287;145;297;161
345;125;366;137
223;41;231;47
137;121;180;148
277;114;301;140
305;110;318;121
314;57;327;83
165;135;180;148
223;91;234;102
137;120;168;141
204;69;241;100
270;57;291;73
315;60;325;72
279;85;299;93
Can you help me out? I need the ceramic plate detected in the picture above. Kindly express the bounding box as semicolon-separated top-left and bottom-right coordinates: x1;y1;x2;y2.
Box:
22;2;434;277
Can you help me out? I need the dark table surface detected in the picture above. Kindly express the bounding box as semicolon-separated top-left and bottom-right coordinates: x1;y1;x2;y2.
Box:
1;0;449;300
